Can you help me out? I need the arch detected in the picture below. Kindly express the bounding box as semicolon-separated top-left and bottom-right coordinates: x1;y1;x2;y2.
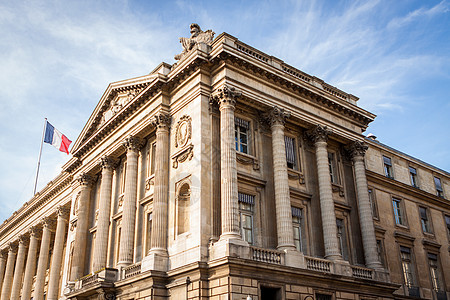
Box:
177;183;190;235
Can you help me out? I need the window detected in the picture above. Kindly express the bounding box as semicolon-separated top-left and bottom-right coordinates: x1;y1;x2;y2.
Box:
120;161;127;194
238;192;254;244
145;212;152;254
368;188;378;218
445;215;450;239
235;117;250;154
383;156;394;179
284;136;297;169
428;253;444;293
434;177;444;198
409;167;418;188
292;207;304;252
316;293;332;300
400;246;419;297
376;239;386;267
328;152;338;184
419;207;432;233
177;183;190;235
336;218;348;260
392;198;405;226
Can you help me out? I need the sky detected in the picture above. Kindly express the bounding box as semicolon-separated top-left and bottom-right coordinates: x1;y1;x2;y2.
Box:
0;0;449;222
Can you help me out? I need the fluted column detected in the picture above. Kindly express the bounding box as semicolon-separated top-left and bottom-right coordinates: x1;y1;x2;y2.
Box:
150;114;171;255
268;107;296;250
211;86;242;240
348;141;383;269
0;243;17;300
307;125;341;260
118;136;144;266
34;217;55;300
70;173;93;280
47;206;69;300
21;226;40;300
93;156;116;271
10;236;27;300
0;251;6;296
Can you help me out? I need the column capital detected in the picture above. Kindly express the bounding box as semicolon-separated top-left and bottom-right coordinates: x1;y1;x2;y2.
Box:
306;124;332;143
267;106;290;127
56;205;70;220
210;85;241;110
75;173;95;187
8;242;18;253
151;113;171;131
17;234;28;246
346;140;368;159
29;225;42;239
122;135;145;152
99;155;118;170
41;216;56;230
0;249;7;259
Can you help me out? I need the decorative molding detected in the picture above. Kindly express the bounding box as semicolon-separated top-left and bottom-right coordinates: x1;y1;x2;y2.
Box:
175;115;192;148
305;124;332;143
122;136;144;152
145;175;155;191
266;106;291;127
75;173;95;187
236;152;260;170
346;141;368;158
210;85;242;108
151;113;171;131
57;205;70;220
172;143;194;169
287;169;306;185
332;184;345;197
99;156;118;170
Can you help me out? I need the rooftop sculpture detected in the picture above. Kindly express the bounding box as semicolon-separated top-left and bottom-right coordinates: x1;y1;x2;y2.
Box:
174;23;215;60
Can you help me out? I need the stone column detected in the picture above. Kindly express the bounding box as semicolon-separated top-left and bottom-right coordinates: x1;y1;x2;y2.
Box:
70;173;94;280
307;125;342;260
21;226;40;300
47;206;69;300
0;251;6;296
211;86;242;240
348;141;383;269
149;114;171;255
268;107;296;250
10;236;27;300
0;243;17;300
93;156;116;271
34;217;55;300
118;136;143;267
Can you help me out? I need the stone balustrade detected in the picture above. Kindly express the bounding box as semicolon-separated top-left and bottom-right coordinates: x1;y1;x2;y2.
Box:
123;262;142;279
305;256;332;273
351;265;374;279
250;247;284;265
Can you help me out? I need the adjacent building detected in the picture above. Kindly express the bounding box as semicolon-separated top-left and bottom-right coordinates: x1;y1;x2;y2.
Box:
0;24;449;300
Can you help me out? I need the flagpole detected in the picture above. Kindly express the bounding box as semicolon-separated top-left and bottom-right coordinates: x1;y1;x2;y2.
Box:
33;118;47;195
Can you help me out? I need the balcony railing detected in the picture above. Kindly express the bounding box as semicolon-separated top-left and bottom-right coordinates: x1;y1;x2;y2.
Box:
123;262;142;279
250;246;283;265
305;256;331;273
351;265;374;279
80;273;99;288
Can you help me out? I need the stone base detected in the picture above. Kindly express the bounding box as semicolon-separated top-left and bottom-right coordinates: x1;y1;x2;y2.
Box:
209;237;250;261
333;260;352;276
374;268;390;282
284;249;306;268
142;251;169;272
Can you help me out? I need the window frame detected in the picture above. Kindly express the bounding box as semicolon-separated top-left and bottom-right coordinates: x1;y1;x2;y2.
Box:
368;187;379;219
392;197;407;227
418;206;433;234
444;214;450;241
284;135;298;170
409;166;419;188
291;207;304;252
427;252;445;293
399;245;419;297
383;155;394;179
238;192;255;244
328;151;339;184
235;116;251;155
434;177;444;198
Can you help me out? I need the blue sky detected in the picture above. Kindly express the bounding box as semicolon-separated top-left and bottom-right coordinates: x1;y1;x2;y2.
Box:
0;0;449;222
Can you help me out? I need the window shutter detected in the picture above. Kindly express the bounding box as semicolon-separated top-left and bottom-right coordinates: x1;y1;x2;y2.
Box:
238;192;255;205
291;207;302;217
284;136;296;165
234;117;249;129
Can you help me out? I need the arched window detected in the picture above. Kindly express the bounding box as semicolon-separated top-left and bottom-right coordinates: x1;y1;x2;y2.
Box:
177;183;190;235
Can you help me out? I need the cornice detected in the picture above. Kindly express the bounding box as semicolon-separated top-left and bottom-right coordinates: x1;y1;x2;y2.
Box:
366;170;450;210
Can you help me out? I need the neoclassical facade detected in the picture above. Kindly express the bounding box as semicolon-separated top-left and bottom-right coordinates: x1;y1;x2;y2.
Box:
0;25;449;300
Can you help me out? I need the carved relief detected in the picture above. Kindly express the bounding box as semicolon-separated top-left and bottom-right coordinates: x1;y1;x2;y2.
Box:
122;136;144;152
236;152;260;170
172;144;194;169
346;140;368;159
210;85;242;108
151;113;171;130
305;124;332;143
266;106;291;127
73;191;81;216
99;88;143;127
175;115;192;148
145;177;155;191
175;23;215;61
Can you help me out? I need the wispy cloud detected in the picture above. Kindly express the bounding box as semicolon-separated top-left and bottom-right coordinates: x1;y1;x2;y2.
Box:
387;0;449;29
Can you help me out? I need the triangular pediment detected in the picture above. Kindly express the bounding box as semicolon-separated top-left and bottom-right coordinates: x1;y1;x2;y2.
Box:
70;73;162;156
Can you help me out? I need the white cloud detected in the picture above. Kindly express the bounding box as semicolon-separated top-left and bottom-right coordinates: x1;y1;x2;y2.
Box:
387;0;449;29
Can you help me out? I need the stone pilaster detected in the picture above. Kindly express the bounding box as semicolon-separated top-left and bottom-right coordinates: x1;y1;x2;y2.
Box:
267;107;296;250
10;235;27;300
47;206;70;300
307;125;342;260
0;251;6;296
0;243;17;300
149;113;171;256
70;173;94;280
211;86;242;240
93;156;116;271
118;136;144;267
21;226;40;300
348;141;383;269
34;217;55;300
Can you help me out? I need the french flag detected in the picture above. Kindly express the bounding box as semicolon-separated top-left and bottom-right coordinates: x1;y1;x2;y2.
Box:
44;121;72;154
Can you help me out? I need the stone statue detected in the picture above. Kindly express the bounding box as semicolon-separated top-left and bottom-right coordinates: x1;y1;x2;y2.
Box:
174;23;215;60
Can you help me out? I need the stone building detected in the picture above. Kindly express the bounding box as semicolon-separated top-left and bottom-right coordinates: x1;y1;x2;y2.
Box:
0;25;449;300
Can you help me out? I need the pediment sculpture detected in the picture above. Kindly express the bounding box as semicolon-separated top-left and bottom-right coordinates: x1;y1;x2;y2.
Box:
174;23;215;61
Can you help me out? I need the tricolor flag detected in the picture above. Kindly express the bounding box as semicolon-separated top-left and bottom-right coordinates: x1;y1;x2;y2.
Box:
44;121;72;154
